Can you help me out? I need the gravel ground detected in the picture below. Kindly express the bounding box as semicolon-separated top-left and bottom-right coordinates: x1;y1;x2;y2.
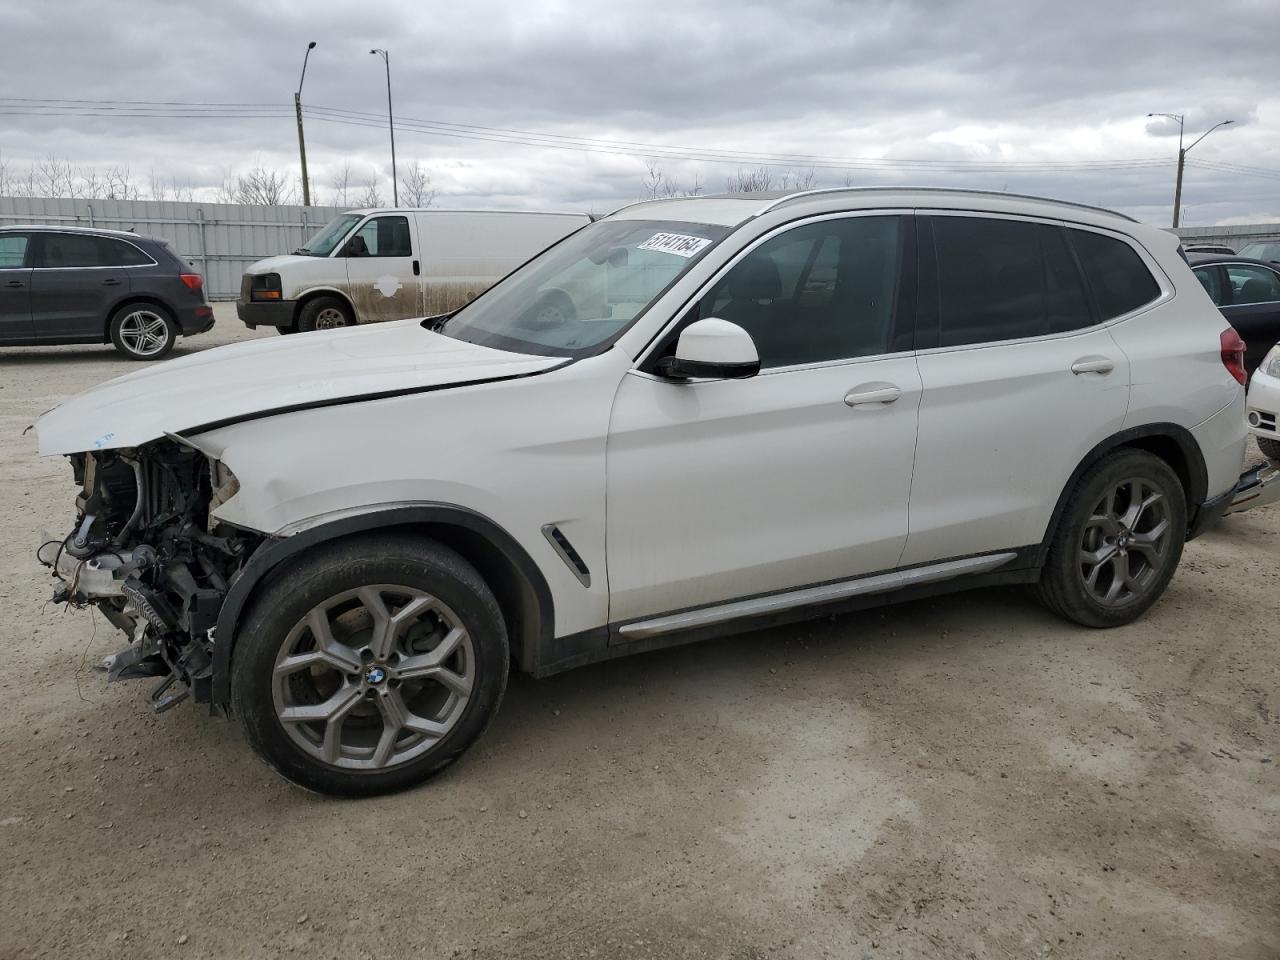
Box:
0;305;1277;960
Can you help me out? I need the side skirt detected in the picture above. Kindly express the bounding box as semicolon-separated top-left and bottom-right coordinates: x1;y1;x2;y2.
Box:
530;548;1040;678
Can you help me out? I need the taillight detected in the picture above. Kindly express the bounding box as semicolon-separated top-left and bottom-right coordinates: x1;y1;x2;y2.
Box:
1220;327;1247;385
179;273;203;292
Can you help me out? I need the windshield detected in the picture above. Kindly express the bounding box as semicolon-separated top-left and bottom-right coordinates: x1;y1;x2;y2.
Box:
1241;242;1280;263
297;213;362;256
439;219;729;357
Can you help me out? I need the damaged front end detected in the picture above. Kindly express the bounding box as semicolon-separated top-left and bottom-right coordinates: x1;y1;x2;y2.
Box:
38;438;259;712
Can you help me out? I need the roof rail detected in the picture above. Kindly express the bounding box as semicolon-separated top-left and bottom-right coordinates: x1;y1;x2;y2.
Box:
755;186;1138;223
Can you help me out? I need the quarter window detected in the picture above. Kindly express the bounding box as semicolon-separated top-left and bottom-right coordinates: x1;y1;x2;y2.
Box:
1194;265;1228;305
1067;229;1161;320
1225;264;1280;305
930;216;1094;347
98;237;153;267
347;216;412;257
696;216;905;368
0;234;28;268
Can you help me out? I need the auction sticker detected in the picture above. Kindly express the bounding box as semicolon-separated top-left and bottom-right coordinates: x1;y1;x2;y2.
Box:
637;233;713;258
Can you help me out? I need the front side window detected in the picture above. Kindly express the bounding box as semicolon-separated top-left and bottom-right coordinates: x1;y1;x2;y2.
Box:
346;216;412;257
694;215;905;368
931;216;1093;347
440;219;728;357
0;234;29;268
1068;229;1161;320
299;213;362;256
1194;265;1227;305
1225;263;1280;305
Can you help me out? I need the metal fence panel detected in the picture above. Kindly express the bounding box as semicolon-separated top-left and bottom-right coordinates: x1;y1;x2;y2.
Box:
1173;223;1280;251
0;196;347;299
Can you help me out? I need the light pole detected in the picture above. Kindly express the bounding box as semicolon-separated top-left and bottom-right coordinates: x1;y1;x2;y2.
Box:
370;48;398;206
1148;113;1234;228
295;41;317;207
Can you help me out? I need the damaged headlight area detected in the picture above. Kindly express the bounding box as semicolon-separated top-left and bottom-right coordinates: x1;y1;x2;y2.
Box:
37;439;260;712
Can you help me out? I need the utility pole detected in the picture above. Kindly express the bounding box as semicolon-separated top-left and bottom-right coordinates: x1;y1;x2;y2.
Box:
370;48;398;205
1148;113;1234;228
296;41;317;206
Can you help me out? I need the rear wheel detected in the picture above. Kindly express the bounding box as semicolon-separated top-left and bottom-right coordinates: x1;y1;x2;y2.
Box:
1036;450;1187;628
231;535;509;796
109;303;176;360
297;296;353;332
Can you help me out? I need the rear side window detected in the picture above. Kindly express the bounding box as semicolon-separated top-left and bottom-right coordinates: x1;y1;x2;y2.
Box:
37;233;105;268
1194;265;1227;305
98;237;153;267
930;216;1093;347
1068;229;1160;320
1225;263;1280;305
0;234;29;268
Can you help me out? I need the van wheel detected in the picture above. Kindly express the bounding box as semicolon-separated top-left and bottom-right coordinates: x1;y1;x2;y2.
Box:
1036;450;1187;628
231;534;509;796
1259;436;1280;462
297;296;353;332
109;303;176;360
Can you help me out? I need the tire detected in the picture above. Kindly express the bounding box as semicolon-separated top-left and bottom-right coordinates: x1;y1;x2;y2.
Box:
108;303;176;360
231;534;509;796
274;324;299;335
1036;450;1187;628
297;296;353;332
1259;436;1280;462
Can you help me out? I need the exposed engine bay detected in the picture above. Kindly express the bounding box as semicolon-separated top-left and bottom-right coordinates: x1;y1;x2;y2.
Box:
37;439;259;711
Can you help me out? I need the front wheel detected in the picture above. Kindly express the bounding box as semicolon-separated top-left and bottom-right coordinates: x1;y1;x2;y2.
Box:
109;304;176;360
231;535;509;796
1259;436;1280;462
297;296;353;332
1036;450;1187;628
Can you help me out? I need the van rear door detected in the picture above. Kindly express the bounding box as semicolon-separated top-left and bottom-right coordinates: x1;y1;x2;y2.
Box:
342;214;421;323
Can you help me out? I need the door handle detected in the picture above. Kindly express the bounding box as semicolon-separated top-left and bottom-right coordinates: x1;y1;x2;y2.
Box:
412;260;420;276
1070;356;1115;375
844;383;902;407
102;278;122;286
3;280;23;288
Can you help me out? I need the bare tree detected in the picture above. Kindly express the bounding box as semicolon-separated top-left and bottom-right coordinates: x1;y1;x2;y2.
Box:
103;165;140;200
399;161;436;208
37;154;78;197
355;176;383;208
725;166;774;193
641;159;704;200
330;162;353;207
233;166;295;205
777;167;817;191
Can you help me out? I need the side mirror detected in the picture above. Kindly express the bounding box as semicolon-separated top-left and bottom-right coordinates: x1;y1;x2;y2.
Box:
656;318;760;380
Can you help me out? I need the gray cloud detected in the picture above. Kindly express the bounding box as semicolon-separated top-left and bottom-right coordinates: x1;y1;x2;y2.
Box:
2;0;1278;224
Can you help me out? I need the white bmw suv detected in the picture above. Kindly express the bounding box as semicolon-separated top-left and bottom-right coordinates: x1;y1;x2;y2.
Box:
35;188;1253;795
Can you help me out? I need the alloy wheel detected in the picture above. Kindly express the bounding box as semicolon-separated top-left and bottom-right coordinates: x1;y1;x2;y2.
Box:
117;310;170;357
1078;477;1172;606
314;307;349;329
271;584;475;771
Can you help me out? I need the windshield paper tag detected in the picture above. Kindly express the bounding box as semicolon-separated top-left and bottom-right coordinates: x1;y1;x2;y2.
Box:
637;233;712;258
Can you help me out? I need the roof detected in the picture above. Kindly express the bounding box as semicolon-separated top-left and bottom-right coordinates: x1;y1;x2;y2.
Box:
344;207;589;219
608;186;1138;229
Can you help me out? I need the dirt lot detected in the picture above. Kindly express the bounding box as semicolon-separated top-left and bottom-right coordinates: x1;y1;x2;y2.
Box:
0;304;1276;960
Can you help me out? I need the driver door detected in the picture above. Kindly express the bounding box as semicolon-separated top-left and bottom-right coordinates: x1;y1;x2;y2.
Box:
604;213;921;623
342;214;421;323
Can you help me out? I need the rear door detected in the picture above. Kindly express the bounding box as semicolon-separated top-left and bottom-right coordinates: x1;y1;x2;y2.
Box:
29;232;130;342
341;214;421;323
0;232;33;341
901;214;1136;566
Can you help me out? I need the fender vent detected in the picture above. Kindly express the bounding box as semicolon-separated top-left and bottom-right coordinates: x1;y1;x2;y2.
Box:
541;524;591;587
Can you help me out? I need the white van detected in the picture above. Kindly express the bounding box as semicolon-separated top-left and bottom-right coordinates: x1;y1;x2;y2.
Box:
236;208;590;333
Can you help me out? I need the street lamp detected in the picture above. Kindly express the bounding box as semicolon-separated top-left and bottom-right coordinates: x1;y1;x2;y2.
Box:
1147;113;1234;228
295;41;317;207
370;48;398;206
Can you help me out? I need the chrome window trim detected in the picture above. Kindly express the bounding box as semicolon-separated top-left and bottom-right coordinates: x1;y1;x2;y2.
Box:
28;230;158;270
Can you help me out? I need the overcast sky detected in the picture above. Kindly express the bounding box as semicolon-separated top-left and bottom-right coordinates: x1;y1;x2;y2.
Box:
2;0;1278;226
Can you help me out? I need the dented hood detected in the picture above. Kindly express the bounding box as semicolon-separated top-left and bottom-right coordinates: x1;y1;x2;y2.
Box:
35;319;563;456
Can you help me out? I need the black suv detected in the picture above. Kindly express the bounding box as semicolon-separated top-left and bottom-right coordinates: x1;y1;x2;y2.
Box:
0;225;214;360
